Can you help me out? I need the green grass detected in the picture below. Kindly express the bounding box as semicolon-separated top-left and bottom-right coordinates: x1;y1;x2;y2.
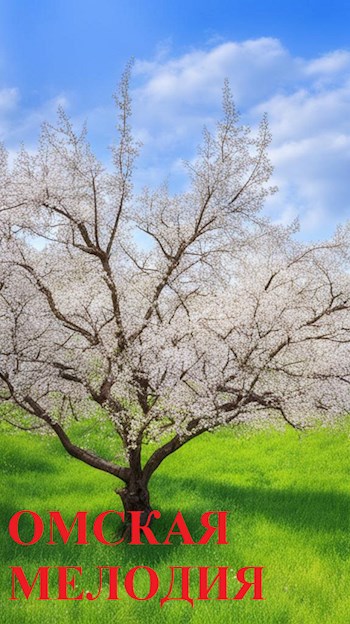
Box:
0;423;350;623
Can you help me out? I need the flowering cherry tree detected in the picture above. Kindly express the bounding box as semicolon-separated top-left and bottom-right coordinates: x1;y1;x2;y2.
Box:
1;66;350;522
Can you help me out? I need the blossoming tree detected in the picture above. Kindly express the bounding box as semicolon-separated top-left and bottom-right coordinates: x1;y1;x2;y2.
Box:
1;67;350;522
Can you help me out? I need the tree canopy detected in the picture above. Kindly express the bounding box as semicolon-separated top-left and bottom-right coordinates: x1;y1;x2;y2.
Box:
1;66;349;514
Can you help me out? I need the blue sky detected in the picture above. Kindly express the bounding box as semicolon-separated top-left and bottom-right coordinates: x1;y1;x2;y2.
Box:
1;0;350;240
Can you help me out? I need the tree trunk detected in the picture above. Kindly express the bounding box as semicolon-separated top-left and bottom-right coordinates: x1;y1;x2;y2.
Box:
116;478;152;540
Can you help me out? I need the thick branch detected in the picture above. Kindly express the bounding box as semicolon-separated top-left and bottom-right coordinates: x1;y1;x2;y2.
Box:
23;395;130;482
142;420;208;485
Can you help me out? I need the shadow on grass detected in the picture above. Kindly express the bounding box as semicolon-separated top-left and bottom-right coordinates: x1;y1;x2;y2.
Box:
149;475;350;537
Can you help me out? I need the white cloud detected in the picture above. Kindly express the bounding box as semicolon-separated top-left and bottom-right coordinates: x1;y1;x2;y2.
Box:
305;50;350;78
0;89;69;146
134;38;295;108
131;38;350;240
0;87;19;112
1;37;349;242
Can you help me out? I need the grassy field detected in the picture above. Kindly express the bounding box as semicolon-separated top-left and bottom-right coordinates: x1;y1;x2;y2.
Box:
0;421;349;623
